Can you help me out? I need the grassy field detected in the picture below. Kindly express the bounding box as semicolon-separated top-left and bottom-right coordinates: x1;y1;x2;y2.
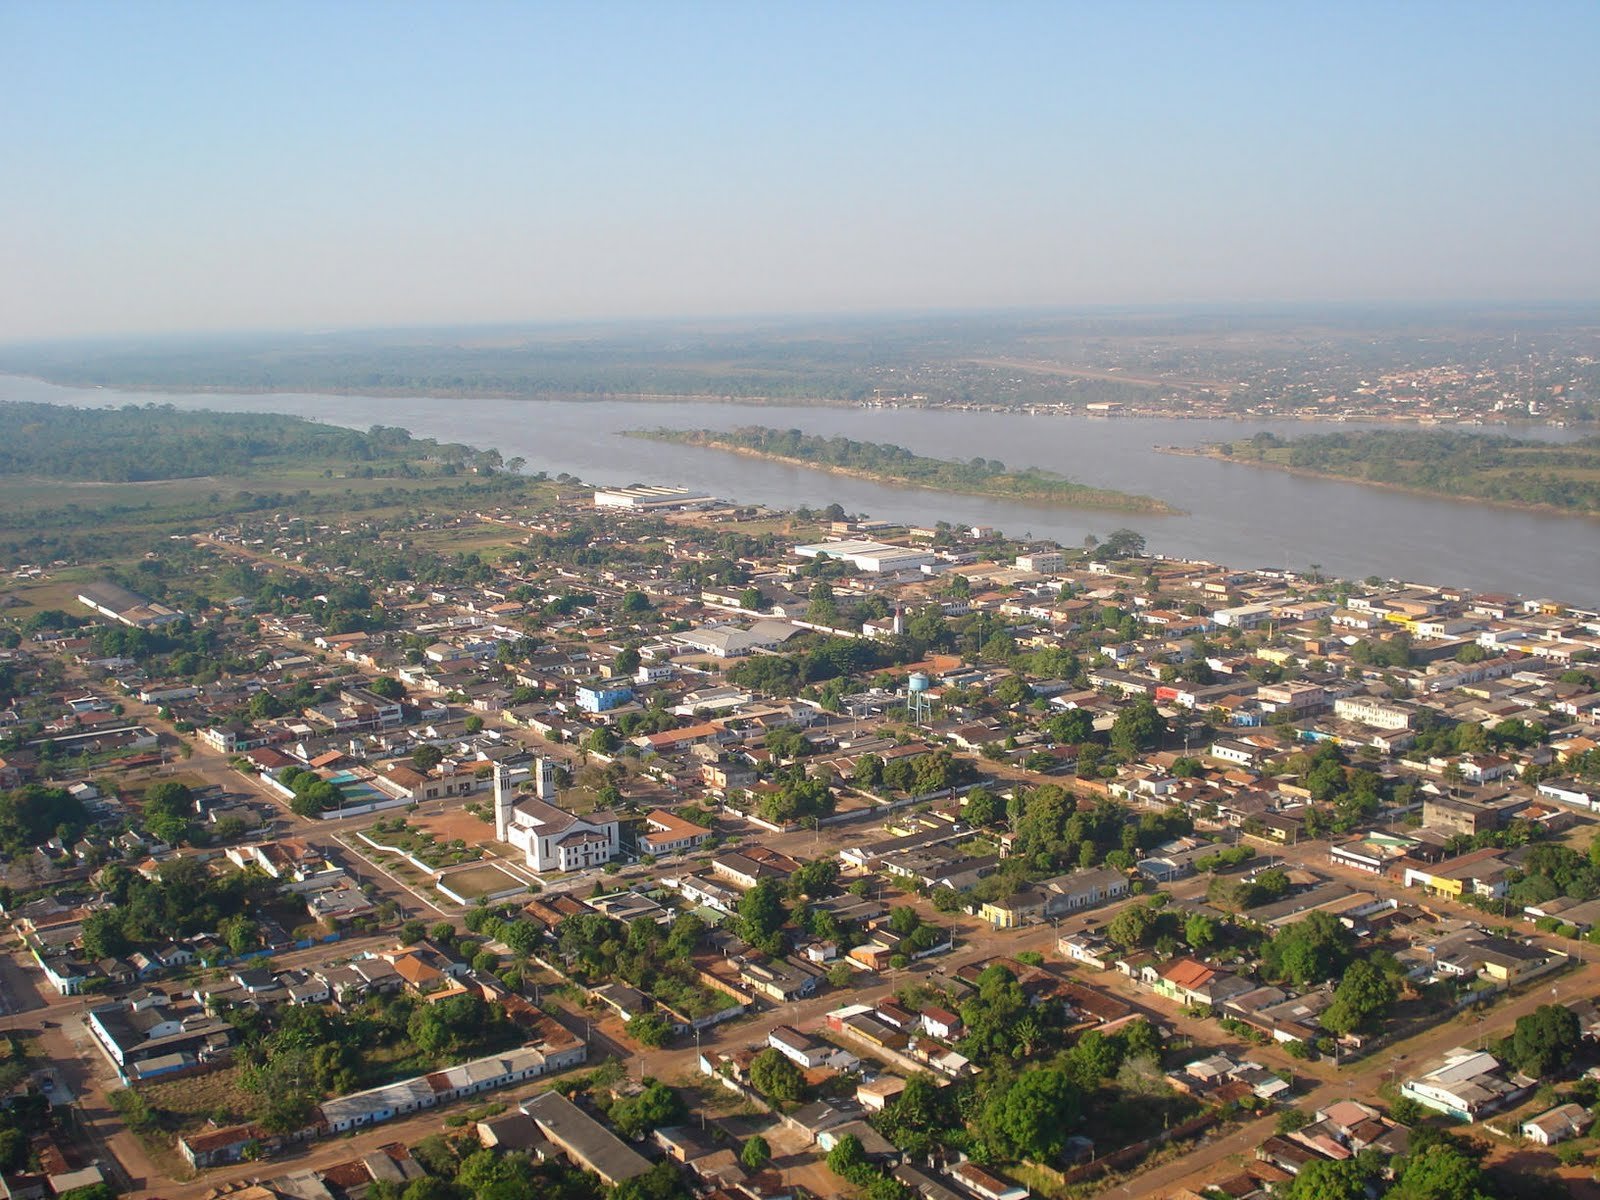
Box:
0;467;482;533
402;523;525;556
0;435;563;575
437;861;529;901
0;570;104;615
139;1064;254;1131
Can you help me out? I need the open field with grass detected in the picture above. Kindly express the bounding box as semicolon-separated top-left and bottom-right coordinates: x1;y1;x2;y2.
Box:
438;861;530;902
401;523;526;556
0;569;107;615
138;1065;254;1132
0;404;564;572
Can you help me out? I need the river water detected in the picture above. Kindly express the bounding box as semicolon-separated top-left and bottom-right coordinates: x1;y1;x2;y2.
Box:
4;375;1595;603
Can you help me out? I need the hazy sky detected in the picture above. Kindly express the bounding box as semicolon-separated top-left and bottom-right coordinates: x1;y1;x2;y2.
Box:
3;1;1598;340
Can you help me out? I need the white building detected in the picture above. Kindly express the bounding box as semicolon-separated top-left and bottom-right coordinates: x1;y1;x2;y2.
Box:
1400;1048;1529;1122
1333;695;1415;730
793;540;935;574
1212;603;1276;630
671;623;785;658
494;761;620;873
1522;1102;1592;1146
594;485;717;511
1015;551;1065;574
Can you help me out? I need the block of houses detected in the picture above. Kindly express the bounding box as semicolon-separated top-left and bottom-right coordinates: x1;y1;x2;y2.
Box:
1401;848;1514;901
767;1025;858;1072
711;847;801;889
87;996;234;1077
1143;957;1252;1008
920;1006;962;1041
816;1119;898;1160
374;762;480;803
895;1164;966;1200
178;1123;306;1169
979;866;1130;928
1057;930;1115;970
856;1075;908;1112
739;957;821;1002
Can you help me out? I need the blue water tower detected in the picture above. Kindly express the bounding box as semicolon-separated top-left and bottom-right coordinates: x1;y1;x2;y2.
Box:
907;672;932;723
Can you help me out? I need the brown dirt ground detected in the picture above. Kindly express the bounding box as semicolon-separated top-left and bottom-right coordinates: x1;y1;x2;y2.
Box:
1481;1141;1600;1199
400;805;499;851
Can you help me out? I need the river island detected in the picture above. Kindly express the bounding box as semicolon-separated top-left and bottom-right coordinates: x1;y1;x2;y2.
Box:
623;425;1181;514
1169;428;1600;518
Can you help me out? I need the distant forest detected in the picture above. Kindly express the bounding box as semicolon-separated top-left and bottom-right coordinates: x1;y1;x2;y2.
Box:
1219;429;1600;514
0;317;1265;407
0;402;507;482
4;310;1596;415
632;425;1177;513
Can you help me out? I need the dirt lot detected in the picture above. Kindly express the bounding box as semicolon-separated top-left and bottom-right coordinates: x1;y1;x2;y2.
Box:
403;804;498;850
1481;1140;1600;1199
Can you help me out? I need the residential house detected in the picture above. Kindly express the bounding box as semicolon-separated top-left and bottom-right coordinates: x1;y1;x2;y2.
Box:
1145;958;1251;1009
639;809;713;856
1522;1103;1592;1146
979;868;1130;928
948;1161;1030;1200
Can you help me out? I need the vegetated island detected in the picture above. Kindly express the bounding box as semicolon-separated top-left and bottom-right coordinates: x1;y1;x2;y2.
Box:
1171;428;1600;516
625;425;1181;514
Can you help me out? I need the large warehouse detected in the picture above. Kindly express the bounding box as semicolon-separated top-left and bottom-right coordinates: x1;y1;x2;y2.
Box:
593;485;719;511
793;539;935;573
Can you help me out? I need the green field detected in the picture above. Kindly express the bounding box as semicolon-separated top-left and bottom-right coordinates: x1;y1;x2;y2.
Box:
0;405;564;575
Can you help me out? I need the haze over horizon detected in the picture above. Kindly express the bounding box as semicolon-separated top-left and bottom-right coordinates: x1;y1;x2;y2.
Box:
4;0;1598;343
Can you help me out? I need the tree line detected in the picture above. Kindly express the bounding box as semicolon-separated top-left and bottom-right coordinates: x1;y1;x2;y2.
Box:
633;426;1173;511
0;402;503;483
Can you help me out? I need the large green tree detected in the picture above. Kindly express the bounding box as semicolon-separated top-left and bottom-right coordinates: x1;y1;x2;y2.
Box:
1319;959;1398;1036
1109;699;1165;760
1279;1158;1372;1200
1500;1003;1580;1078
978;1067;1083;1161
1261;911;1353;987
748;1047;804;1103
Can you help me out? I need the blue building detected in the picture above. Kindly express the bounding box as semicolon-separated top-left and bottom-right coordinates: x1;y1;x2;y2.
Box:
576;682;634;713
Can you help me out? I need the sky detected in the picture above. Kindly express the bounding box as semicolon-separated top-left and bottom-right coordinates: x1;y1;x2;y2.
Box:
3;0;1598;341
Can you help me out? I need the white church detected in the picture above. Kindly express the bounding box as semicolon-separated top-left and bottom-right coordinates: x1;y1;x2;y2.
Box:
493;757;621;874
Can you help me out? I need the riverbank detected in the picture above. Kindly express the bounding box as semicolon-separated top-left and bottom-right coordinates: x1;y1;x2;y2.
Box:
1159;443;1600;520
7;373;1580;429
627;427;1182;515
12;378;1596;597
